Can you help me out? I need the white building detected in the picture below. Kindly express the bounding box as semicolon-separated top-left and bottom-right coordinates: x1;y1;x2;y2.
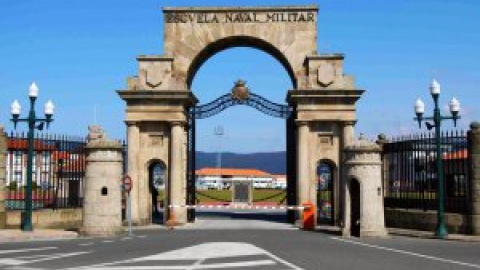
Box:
195;167;275;190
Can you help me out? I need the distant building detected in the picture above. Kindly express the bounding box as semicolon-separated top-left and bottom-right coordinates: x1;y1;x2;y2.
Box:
195;168;276;190
272;175;287;189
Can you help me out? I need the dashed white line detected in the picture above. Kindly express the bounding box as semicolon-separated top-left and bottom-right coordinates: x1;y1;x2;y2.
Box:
0;247;57;254
102;240;115;243
331;237;480;269
78;242;94;247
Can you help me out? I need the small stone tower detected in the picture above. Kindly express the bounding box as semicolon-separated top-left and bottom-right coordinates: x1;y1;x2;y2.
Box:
342;135;388;237
81;126;124;236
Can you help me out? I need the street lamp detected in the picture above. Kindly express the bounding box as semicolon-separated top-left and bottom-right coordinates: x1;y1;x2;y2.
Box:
10;82;54;231
414;79;460;239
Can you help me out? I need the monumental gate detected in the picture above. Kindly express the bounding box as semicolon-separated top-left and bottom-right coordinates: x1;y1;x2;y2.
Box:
117;5;364;226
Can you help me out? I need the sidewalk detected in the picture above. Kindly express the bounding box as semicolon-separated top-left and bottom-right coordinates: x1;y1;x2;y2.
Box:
0;229;78;243
315;225;480;242
387;228;480;242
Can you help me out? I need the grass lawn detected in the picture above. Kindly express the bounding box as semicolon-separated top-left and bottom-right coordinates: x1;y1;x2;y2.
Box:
154;189;287;204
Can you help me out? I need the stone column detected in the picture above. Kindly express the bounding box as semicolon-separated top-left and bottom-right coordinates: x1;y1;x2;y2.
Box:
126;121;142;225
169;121;187;225
376;134;389;197
469;122;480;235
0;126;6;229
81;127;124;236
297;121;310;203
340;121;356;229
342;136;388;238
296;121;310;226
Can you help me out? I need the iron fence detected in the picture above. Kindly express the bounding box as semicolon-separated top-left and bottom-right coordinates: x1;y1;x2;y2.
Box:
383;130;469;214
5;132;127;211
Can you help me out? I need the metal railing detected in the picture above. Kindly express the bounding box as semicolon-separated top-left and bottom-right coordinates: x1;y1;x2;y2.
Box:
383;130;469;214
5;132;126;210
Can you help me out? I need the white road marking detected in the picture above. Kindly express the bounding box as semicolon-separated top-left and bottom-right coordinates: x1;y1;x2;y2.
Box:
78;242;94;246
0;247;57;255
82;260;276;269
0;251;89;266
102;240;115;243
121;237;132;241
66;242;302;270
332;237;480;269
137;235;147;238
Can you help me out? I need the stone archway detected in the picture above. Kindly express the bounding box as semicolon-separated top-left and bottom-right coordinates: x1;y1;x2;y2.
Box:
117;5;364;226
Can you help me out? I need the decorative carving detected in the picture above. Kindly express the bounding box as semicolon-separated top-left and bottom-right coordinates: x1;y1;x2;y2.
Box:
145;69;163;88
231;79;250;101
149;133;164;146
317;62;335;87
87;125;107;142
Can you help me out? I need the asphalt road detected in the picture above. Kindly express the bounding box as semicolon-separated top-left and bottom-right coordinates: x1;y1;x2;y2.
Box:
0;210;479;270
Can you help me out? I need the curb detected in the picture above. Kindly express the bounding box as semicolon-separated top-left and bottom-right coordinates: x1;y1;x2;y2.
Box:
387;228;480;242
0;230;78;243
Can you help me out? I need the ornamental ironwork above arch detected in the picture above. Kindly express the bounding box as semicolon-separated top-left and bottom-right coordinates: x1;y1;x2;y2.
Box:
190;80;292;119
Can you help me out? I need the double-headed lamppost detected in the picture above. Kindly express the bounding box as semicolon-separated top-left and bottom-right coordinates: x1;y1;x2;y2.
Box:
10;82;54;231
414;79;460;239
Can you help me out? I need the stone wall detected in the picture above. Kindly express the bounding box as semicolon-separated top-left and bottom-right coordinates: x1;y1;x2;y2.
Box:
468;122;480;235
385;209;469;234
7;209;82;229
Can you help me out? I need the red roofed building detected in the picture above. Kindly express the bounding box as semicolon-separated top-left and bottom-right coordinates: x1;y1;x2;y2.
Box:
195;167;276;190
6;138;57;187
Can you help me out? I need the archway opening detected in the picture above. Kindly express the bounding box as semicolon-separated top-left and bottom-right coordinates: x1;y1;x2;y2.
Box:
350;178;361;237
187;36;297;90
149;160;166;223
187;46;295;228
317;161;335;225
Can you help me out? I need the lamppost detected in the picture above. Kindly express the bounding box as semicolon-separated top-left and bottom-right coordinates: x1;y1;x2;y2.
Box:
414;79;460;239
10;82;54;231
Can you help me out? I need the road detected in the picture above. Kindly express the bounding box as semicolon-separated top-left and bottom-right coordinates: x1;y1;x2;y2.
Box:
0;210;479;270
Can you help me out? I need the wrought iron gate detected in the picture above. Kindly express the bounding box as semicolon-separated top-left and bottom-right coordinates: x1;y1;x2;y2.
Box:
186;81;294;222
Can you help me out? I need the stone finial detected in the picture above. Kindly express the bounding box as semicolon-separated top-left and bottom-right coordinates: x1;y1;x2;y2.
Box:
87;125;107;143
471;121;480;130
0;124;4;133
345;134;382;152
376;133;388;146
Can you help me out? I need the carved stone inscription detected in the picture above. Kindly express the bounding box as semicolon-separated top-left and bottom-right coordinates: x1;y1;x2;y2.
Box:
165;11;316;24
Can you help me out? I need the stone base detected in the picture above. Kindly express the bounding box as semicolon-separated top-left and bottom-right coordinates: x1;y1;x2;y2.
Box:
360;228;388;238
0;212;6;229
471;214;480;235
79;226;125;237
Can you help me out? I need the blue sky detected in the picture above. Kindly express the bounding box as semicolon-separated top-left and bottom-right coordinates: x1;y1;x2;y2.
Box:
1;0;478;153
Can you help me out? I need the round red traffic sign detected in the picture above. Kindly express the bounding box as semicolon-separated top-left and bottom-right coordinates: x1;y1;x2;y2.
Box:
123;175;132;192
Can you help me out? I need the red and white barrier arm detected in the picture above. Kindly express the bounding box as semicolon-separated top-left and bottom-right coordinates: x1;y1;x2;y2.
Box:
168;204;306;210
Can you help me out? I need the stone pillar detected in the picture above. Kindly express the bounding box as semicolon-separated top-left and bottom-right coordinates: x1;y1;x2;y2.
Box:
297;121;310;203
81;126;124;236
376;134;389;197
342;136;387;237
469;122;480;235
296;121;310;226
126;121;143;225
169;121;187;225
340;121;355;229
0;126;6;229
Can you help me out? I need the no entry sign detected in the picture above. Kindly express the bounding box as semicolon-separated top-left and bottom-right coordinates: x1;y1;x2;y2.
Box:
123;175;132;193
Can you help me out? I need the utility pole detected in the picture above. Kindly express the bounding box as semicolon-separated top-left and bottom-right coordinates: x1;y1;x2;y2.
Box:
214;125;224;190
